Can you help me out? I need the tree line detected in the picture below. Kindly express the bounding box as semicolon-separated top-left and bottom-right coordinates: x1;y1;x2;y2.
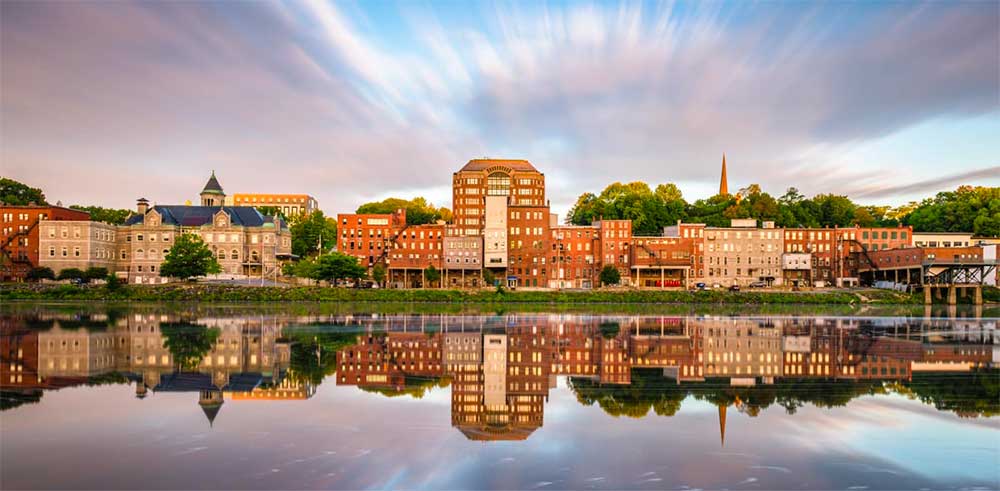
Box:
566;182;999;237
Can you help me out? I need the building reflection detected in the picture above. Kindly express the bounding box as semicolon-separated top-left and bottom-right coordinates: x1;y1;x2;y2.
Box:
330;314;997;441
3;311;997;438
0;313;314;423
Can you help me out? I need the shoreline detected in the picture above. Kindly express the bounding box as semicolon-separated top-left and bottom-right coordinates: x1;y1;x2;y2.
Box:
5;282;996;306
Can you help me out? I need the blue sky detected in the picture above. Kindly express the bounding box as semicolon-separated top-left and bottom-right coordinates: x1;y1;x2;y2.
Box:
1;0;997;217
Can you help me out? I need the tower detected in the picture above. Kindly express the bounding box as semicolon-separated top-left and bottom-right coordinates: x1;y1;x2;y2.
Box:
719;154;729;196
718;403;727;447
200;171;225;207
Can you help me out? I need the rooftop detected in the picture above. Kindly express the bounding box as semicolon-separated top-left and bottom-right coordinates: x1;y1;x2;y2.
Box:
458;159;538;173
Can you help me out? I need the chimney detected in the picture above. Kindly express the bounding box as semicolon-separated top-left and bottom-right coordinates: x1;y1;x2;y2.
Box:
137;198;149;215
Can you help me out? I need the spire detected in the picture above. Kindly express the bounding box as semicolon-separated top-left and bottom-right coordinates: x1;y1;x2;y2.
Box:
719;154;729;196
200;171;225;206
718;403;727;447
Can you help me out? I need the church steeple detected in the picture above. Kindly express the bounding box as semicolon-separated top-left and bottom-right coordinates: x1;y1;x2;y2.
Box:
718;403;727;447
719;154;729;196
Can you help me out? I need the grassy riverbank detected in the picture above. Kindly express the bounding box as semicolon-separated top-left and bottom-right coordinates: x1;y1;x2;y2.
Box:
0;282;939;305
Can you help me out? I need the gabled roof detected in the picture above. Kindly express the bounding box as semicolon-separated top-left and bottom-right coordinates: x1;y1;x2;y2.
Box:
201;171;224;195
124;205;286;229
459;159;538;173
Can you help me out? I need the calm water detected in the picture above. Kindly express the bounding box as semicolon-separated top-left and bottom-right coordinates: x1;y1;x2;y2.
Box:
1;303;998;490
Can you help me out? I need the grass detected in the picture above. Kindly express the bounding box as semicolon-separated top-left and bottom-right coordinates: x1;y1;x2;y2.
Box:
0;282;934;305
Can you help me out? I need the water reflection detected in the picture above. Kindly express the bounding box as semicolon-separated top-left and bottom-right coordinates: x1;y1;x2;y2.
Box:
3;309;996;433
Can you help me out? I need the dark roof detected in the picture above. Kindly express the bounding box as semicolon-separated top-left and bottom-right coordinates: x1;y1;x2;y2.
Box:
153;372;263;393
201;403;222;426
459;159;538;173
201;172;224;195
124;205;286;229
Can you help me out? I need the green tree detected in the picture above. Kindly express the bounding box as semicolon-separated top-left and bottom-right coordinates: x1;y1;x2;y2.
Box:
423;265;440;287
290;211;338;257
0;178;47;205
356;197;450;225
482;269;496;287
57;268;85;281
313;252;366;284
161;323;221;370
68;205;131;225
813;194;857;227
599;265;621;286
371;263;387;286
904;186;1000;237
27;266;55;281
159;234;221;281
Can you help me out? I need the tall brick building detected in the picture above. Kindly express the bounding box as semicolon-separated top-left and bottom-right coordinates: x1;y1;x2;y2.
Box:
452;159;545;236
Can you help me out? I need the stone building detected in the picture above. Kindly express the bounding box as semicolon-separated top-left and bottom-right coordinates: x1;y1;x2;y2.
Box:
701;220;783;287
38;220;118;275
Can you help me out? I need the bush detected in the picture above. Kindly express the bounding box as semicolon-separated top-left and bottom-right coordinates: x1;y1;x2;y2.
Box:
27;266;55;281
84;267;109;281
56;268;85;282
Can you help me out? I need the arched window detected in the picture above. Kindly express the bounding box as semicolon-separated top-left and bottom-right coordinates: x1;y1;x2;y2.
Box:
217;249;225;260
487;172;511;196
231;249;239;260
136;249;144;259
251;250;260;262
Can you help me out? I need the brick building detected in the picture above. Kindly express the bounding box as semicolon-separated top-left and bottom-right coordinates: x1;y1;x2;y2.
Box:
595;219;632;285
452;159;545;236
507;205;551;288
388;223;445;287
336;209;406;269
548;225;600;289
0;205;90;281
630;236;696;288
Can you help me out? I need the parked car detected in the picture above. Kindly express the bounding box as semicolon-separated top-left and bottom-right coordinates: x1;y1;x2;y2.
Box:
694;282;707;291
749;280;767;288
729;284;741;292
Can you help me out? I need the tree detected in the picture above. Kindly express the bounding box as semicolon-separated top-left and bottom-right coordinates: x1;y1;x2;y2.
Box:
423;265;440;287
84;267;109;282
69;205;131;225
161;323;221;370
356;197;450;225
371;263;387;286
27;266;55;281
57;268;85;282
290;211;337;258
904;186;1000;237
0;178;47;205
313;252;366;284
599;265;621;286
482;269;496;287
159;234;221;281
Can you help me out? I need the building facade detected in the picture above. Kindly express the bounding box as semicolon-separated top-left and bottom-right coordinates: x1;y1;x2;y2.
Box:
229;193;319;217
452;159;545;236
0;205;90;281
336;209;406;269
38;220;118;275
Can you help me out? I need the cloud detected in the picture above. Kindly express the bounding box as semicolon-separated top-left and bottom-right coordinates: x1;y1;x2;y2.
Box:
847;166;1000;199
1;1;996;216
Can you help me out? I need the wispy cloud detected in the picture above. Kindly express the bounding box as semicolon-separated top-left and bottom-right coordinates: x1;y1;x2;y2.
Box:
1;1;996;214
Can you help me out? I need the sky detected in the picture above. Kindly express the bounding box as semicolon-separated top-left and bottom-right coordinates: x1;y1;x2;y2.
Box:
1;0;998;218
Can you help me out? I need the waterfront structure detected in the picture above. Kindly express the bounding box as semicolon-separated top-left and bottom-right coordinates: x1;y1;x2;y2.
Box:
630;236;696;288
452;159;545;236
698;219;784;287
38;220;118;276
229;193;319;217
781;252;812;286
443;227;483;288
0;205;90;281
387;223;445;287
